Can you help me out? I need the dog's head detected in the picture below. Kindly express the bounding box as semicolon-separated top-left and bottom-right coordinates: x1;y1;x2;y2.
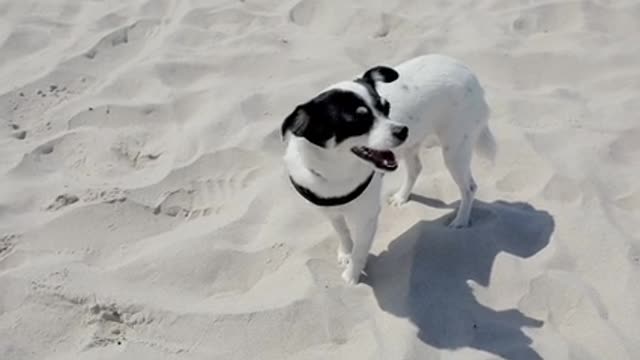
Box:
281;66;407;171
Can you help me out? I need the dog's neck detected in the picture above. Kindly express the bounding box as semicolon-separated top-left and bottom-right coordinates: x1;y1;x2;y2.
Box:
284;137;374;198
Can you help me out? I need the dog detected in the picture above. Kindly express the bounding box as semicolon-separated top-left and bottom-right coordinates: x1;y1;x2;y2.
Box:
281;54;496;284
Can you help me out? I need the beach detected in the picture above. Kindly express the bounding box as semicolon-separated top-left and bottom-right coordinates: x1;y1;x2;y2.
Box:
1;0;640;359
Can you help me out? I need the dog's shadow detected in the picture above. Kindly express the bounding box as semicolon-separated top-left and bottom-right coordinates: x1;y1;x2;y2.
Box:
365;198;554;360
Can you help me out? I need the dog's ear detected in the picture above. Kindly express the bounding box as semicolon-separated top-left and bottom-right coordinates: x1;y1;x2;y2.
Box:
281;105;310;141
362;66;399;88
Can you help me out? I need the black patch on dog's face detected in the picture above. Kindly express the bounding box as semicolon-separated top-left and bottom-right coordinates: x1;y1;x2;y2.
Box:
355;66;398;117
281;66;398;148
281;89;376;147
355;78;390;117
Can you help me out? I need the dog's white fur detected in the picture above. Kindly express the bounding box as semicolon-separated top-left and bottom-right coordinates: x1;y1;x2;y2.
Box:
283;54;496;284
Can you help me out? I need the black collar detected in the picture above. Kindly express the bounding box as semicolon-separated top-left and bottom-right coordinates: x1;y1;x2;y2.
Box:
289;172;374;207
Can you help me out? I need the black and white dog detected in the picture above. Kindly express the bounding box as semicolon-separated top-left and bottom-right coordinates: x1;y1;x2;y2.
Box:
282;54;496;284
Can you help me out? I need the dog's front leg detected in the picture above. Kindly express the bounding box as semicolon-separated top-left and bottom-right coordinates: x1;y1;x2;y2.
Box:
329;215;353;267
341;215;378;285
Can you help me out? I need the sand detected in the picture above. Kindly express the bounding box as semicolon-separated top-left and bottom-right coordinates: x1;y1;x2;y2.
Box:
1;0;640;359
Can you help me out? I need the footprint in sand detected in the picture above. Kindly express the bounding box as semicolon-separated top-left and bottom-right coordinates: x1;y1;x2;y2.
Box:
10;127;166;188
89;20;143;53
0;105;170;196
46;194;80;211
84;303;130;350
510;2;589;35
132;148;266;219
38;144;55;155
63;19;160;75
289;0;316;26
151;167;261;219
0;234;17;257
69;103;171;129
9;123;27;140
289;0;389;39
0;72;93;131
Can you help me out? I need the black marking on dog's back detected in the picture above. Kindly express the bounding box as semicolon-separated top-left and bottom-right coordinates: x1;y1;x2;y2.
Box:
281;89;376;147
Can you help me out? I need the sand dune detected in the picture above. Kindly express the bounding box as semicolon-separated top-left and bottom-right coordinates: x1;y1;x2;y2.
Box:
1;0;639;359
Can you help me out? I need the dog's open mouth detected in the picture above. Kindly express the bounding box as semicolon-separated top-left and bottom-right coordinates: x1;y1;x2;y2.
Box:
351;146;398;171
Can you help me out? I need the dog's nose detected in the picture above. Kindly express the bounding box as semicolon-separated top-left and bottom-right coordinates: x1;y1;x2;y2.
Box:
392;125;408;142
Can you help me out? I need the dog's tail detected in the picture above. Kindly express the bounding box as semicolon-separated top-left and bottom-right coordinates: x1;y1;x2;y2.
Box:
475;125;497;164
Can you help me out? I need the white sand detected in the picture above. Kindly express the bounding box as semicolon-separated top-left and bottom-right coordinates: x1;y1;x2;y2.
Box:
1;0;640;359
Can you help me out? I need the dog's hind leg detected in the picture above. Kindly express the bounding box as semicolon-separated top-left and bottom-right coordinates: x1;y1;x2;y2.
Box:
388;145;422;207
442;136;477;228
329;215;353;267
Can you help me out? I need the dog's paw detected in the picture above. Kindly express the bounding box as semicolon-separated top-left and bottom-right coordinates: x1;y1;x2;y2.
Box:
337;251;351;268
341;263;360;285
388;192;409;207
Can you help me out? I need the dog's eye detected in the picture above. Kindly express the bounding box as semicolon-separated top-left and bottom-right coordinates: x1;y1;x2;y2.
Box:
356;106;369;116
